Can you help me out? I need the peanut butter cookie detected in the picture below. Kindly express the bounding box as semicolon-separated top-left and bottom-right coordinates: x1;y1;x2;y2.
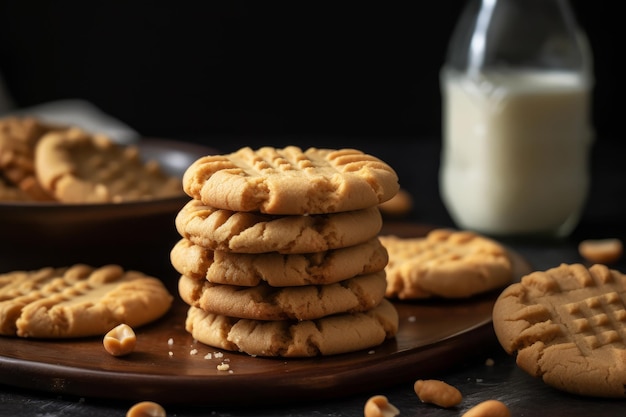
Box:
35;127;183;203
170;237;388;286
175;199;383;254
492;263;626;398
178;270;387;321
0;116;62;201
380;229;513;299
184;298;399;357
0;264;173;338
182;146;399;215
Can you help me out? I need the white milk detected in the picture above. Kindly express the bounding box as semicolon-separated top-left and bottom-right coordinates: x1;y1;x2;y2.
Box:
439;69;593;237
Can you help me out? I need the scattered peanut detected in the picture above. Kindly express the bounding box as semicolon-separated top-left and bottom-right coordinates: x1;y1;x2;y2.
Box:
578;238;623;264
414;379;462;408
103;323;137;356
462;400;510;417
363;395;400;417
126;401;166;417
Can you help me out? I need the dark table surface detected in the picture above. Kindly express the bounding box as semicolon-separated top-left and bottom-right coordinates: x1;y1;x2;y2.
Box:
2;134;625;416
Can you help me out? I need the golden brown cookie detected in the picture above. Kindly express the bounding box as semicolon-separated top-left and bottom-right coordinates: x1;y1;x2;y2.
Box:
0;264;173;338
178;270;387;321
182;146;399;215
0;175;32;201
184;298;399;357
34;127;183;203
492;263;626;398
170;237;388;286
175;199;383;254
380;229;513;299
0;116;61;201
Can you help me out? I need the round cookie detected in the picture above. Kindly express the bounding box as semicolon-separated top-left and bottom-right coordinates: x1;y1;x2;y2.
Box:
182;146;400;215
34;127;183;203
170;237;388;286
175;199;383;254
0;116;61;201
0;175;32;201
178;271;387;321
0;264;173;338
492;263;626;398
184;298;399;357
380;229;513;299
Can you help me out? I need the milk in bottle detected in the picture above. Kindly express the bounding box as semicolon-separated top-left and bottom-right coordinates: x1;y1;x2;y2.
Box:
439;0;593;238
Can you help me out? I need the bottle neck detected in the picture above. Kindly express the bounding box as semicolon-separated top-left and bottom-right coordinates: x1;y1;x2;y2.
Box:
446;0;592;78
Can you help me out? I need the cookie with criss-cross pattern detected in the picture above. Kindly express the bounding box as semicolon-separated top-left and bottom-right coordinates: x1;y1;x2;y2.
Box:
493;263;626;398
178;270;387;321
0;116;63;201
0;264;173;338
184;298;398;357
0;175;32;201
35;127;183;203
175;199;383;254
170;237;388;287
182;146;399;215
380;229;513;299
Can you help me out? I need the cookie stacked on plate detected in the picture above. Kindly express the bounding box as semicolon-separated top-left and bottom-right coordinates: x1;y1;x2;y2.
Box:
171;146;400;357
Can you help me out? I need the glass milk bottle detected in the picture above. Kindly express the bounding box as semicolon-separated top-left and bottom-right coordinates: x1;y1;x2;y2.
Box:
439;0;594;238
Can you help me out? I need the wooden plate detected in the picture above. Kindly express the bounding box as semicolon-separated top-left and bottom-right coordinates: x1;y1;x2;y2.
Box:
0;223;532;405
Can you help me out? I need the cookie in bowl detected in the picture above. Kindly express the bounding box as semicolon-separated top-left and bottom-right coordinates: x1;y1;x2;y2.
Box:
0;115;217;275
0;116;63;201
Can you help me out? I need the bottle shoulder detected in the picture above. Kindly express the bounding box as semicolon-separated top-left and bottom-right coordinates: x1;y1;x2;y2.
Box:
444;0;592;73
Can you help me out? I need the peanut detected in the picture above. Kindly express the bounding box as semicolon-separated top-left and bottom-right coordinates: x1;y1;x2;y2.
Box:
103;323;136;356
462;400;510;417
126;401;166;417
363;395;399;417
578;238;623;264
414;379;462;408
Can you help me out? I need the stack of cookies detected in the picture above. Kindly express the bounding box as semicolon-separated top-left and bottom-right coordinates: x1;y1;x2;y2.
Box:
170;146;400;357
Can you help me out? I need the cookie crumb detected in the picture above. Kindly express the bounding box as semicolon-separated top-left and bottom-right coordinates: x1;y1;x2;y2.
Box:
168;351;173;357
167;338;174;346
204;353;213;360
190;349;198;355
217;362;230;371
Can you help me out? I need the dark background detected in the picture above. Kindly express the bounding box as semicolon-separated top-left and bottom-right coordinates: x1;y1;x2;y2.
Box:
0;1;620;143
